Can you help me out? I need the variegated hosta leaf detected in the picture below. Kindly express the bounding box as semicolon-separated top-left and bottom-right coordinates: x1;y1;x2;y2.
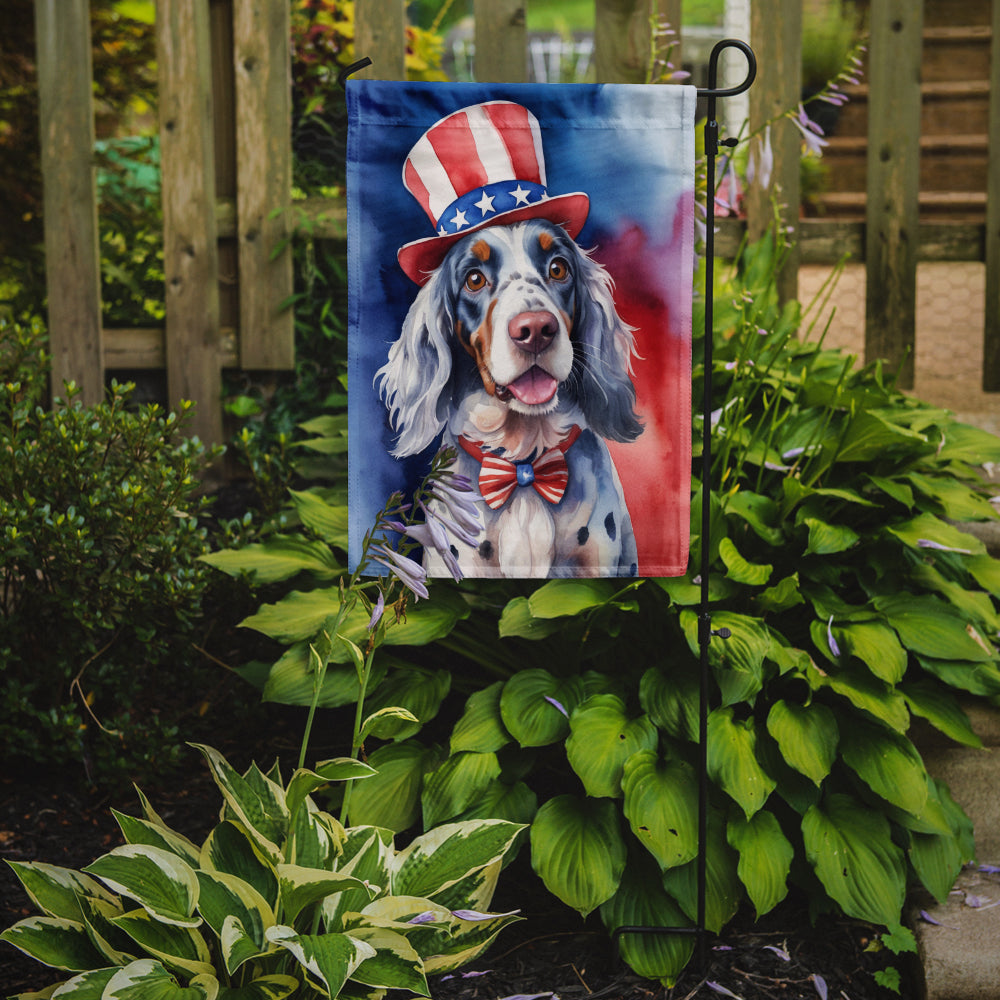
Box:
499;669;584;747
344;926;429;995
621;751;699;871
288;801;344;870
599;853;694;987
45;966;118;997
0;916;107;971
361;667;451;741
4;861;118;922
661;810;742;934
421;751;502;829
214;974;299;1000
391;820;524;901
191;746;287;863
450;681;511;754
765;700;838;786
285;760;375;823
706;707;776;819
421;859;501;918
195;871;274;974
421;906;523;975
566;695;658;799
112;811;202;868
802;793;906;927
346;740;442;832
77;894;136;966
110;908;214;979
83;845;200;928
200;822;278;910
727;810;793;917
323;829;393;931
529;795;626;917
102;958;218;999
838;718;929;817
265;926;375;998
276;864;375;925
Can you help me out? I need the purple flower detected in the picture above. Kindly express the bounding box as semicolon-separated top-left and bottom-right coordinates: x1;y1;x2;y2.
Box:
544;695;569;717
706;983;742;999
428;476;482;537
826;616;841;658
747;125;774;191
812;974;828;1000
372;543;429;600
367;591;385;631
917;538;972;554
791;104;828;156
763;944;790;961
385;511;464;582
407;911;438;925
451;908;520;921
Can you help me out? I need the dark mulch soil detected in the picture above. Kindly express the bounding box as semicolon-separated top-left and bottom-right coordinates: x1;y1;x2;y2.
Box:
1;747;916;1000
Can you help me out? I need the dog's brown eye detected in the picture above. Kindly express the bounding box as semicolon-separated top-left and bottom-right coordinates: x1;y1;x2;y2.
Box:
548;258;569;281
465;269;487;292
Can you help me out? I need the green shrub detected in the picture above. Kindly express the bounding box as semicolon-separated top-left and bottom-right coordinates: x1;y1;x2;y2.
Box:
0;317;220;783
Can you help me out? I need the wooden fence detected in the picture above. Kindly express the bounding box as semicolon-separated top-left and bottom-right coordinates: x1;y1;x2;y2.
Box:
33;0;1000;445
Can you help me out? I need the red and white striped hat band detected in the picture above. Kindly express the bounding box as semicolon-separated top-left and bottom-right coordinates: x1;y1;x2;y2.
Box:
397;101;590;285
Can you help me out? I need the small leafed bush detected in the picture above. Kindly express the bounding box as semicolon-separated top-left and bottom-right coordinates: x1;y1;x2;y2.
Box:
0;317;219;782
1;744;524;998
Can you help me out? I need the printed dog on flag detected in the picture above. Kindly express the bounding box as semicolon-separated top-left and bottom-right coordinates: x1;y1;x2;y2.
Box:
376;101;643;578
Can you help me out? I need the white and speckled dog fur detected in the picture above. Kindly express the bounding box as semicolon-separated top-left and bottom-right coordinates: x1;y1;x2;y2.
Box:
377;218;642;578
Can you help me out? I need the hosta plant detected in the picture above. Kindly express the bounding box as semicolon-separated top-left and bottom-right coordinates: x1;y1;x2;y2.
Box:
1;743;523;999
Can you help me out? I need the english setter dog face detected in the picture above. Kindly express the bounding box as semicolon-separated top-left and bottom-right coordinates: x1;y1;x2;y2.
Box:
377;218;643;460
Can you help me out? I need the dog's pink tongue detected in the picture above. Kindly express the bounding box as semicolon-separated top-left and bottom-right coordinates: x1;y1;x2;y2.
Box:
507;366;558;406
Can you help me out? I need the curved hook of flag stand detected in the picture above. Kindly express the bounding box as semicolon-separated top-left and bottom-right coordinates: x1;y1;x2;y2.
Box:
612;38;756;973
339;39;758;975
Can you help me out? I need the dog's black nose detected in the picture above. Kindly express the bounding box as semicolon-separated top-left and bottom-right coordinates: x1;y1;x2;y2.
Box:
509;311;557;353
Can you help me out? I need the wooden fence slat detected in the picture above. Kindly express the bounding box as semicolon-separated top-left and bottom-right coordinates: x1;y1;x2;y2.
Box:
983;0;1000;389
594;0;656;83
864;0;923;389
157;0;223;445
233;0;294;370
746;0;801;303
474;0;527;82
355;0;407;80
34;0;103;405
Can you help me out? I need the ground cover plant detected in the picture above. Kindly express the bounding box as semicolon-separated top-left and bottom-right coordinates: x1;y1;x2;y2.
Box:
204;229;1000;988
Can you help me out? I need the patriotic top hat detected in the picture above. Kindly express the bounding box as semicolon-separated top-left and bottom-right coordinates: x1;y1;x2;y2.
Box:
397;101;590;285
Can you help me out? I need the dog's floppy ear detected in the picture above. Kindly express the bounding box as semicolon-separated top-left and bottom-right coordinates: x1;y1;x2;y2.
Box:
375;269;455;458
572;249;643;443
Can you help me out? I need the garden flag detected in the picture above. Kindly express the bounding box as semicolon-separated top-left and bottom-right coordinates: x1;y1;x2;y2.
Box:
347;81;696;578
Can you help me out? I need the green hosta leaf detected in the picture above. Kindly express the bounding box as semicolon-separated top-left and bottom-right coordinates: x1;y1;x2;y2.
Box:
499;670;584;747
866;474;914;509
639;664;699;742
755;573;804;614
621;751;698;871
277;865;374;925
802;793;906;926
727;811;793;918
200;535;341;583
347;740;442;832
835;621;907;684
200;822;278;910
910;562;1000;633
718;537;772;585
191;746;287;863
453;779;538;827
261;643;386;709
839;718;929;817
874;594;995;662
655;573;737;606
4;862;118;922
966;553;1000;597
287;489;349;545
935;421;1000;464
359;706;421;742
724;490;784;545
765;700;838;786
527;578;619;617
906;472;998;522
450;682;511;754
111;908;214;978
497;596;564;639
566;695;658;798
809;661;910;732
530;795;626;917
901;680;982;748
599;853;694;987
103;959;218;1000
392;820;524;901
195;871;273;974
83;846;200;928
802;517;859;556
285;759;376;822
661;810;741;933
916;655;1000;697
112;812;201;868
707;708;776;819
265;926;375;997
909;827;965;905
346;926;428;994
0;916;107;971
421;751;502;828
680;610;770;706
216;975;299;999
835;410;927;463
362;667;451;740
885;512;985;556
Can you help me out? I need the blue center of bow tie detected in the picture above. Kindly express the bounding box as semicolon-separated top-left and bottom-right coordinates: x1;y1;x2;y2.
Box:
516;462;536;487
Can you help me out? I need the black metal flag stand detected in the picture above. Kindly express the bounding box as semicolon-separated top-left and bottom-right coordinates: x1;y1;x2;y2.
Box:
340;38;758;974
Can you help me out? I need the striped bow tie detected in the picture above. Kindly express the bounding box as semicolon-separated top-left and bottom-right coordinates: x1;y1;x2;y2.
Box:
459;425;582;510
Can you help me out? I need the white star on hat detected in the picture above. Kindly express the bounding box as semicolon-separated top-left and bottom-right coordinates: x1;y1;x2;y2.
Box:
510;184;533;206
450;209;469;230
475;191;496;216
